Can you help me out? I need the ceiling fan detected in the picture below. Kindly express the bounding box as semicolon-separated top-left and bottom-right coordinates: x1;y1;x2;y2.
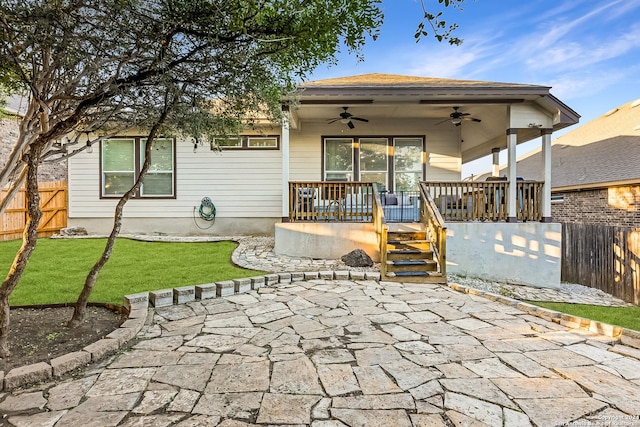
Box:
328;106;369;129
436;106;482;126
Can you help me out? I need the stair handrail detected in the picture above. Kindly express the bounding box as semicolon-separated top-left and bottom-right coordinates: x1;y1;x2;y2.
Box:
419;182;447;277
372;185;388;277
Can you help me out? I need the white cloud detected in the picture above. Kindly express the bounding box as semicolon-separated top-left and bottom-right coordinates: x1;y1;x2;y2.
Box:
408;48;480;78
546;69;627;100
525;23;640;71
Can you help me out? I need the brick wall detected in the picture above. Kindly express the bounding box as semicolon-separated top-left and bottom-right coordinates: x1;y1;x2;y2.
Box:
552;185;640;226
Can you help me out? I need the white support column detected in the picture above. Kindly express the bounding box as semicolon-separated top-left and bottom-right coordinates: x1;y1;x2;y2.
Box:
507;129;518;222
281;107;290;220
491;147;500;177
541;129;553;222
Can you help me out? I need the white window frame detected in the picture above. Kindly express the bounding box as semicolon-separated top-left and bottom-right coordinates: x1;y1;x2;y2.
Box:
324;138;354;181
100;137;176;199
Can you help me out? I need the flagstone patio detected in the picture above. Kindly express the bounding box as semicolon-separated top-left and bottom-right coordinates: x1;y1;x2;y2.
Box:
1;277;639;426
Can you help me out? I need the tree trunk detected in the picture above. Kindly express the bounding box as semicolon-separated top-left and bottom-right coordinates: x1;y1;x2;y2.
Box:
0;166;27;217
0;150;42;357
68;110;170;327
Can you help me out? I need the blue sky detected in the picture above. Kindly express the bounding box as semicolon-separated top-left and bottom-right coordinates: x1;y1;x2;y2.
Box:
310;0;640;177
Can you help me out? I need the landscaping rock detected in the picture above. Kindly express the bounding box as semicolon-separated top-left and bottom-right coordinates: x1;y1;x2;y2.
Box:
341;249;373;267
4;362;52;390
59;226;88;236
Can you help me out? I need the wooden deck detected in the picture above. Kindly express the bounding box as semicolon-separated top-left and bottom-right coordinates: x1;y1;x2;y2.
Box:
286;180;545;283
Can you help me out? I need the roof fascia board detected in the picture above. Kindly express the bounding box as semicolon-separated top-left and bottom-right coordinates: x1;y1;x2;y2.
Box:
298;86;551;98
553;179;640;192
537;93;580;126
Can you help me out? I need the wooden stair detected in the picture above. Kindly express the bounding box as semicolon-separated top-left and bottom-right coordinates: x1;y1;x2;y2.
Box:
383;228;445;283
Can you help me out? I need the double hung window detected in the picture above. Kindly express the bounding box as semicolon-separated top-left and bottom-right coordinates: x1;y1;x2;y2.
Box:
101;137;175;198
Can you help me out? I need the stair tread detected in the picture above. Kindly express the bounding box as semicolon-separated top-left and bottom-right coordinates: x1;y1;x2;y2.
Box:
389;271;430;277
387;239;430;244
388;249;425;254
387;260;434;266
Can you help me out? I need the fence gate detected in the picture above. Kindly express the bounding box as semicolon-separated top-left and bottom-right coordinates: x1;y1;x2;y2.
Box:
562;222;640;305
0;180;67;241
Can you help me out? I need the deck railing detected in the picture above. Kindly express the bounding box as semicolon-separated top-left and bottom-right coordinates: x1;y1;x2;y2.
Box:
372;185;388;277
288;181;374;222
422;181;544;222
419;183;447;276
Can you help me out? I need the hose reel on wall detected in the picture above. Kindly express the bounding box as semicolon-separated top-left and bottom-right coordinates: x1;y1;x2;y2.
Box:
193;196;216;229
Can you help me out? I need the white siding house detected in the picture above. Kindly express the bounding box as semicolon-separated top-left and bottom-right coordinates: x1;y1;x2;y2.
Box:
66;73;580;287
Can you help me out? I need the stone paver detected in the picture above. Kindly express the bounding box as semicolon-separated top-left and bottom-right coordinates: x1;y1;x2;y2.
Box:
2;239;639;426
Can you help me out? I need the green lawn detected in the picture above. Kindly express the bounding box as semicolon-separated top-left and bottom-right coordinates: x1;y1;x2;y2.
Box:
0;238;264;306
529;301;640;332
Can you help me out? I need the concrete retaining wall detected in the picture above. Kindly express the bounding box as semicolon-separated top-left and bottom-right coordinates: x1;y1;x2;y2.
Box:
275;222;379;262
446;222;562;289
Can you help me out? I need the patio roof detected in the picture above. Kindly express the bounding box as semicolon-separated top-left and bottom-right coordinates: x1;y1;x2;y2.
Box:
291;73;579;163
486;98;640;190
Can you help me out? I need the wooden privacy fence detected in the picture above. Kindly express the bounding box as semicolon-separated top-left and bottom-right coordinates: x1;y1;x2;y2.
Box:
562;223;640;305
0;180;67;241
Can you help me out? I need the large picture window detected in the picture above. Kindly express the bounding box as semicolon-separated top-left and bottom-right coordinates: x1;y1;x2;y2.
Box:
101;137;175;198
322;136;425;191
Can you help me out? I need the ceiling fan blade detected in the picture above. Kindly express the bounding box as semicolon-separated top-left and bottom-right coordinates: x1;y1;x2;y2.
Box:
461;117;482;123
347;120;355;129
350;117;368;122
327;118;340;124
435;118;451;126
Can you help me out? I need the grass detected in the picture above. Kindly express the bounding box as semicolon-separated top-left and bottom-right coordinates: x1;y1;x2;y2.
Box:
529;301;640;332
0;238;264;306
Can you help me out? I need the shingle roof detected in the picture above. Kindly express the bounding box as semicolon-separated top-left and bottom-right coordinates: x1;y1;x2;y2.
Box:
498;98;640;189
553;98;640;147
301;73;548;90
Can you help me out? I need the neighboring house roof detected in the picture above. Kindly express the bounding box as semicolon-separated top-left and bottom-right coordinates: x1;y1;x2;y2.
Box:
489;98;640;190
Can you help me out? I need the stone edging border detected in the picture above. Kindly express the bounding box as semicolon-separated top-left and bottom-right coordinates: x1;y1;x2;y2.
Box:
448;283;640;350
0;270;380;391
3;271;639;391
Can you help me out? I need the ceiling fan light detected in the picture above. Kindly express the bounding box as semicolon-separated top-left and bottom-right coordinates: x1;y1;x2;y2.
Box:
340;118;349;124
451;118;462;125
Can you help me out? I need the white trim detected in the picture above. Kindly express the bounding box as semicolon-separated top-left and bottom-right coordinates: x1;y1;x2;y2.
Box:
281;114;290;217
542;132;552;217
507;132;518;218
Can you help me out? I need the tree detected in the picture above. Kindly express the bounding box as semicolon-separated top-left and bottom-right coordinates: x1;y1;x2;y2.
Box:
0;0;465;356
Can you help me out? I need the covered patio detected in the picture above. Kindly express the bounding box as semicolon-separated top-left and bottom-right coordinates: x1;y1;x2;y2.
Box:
274;74;580;287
